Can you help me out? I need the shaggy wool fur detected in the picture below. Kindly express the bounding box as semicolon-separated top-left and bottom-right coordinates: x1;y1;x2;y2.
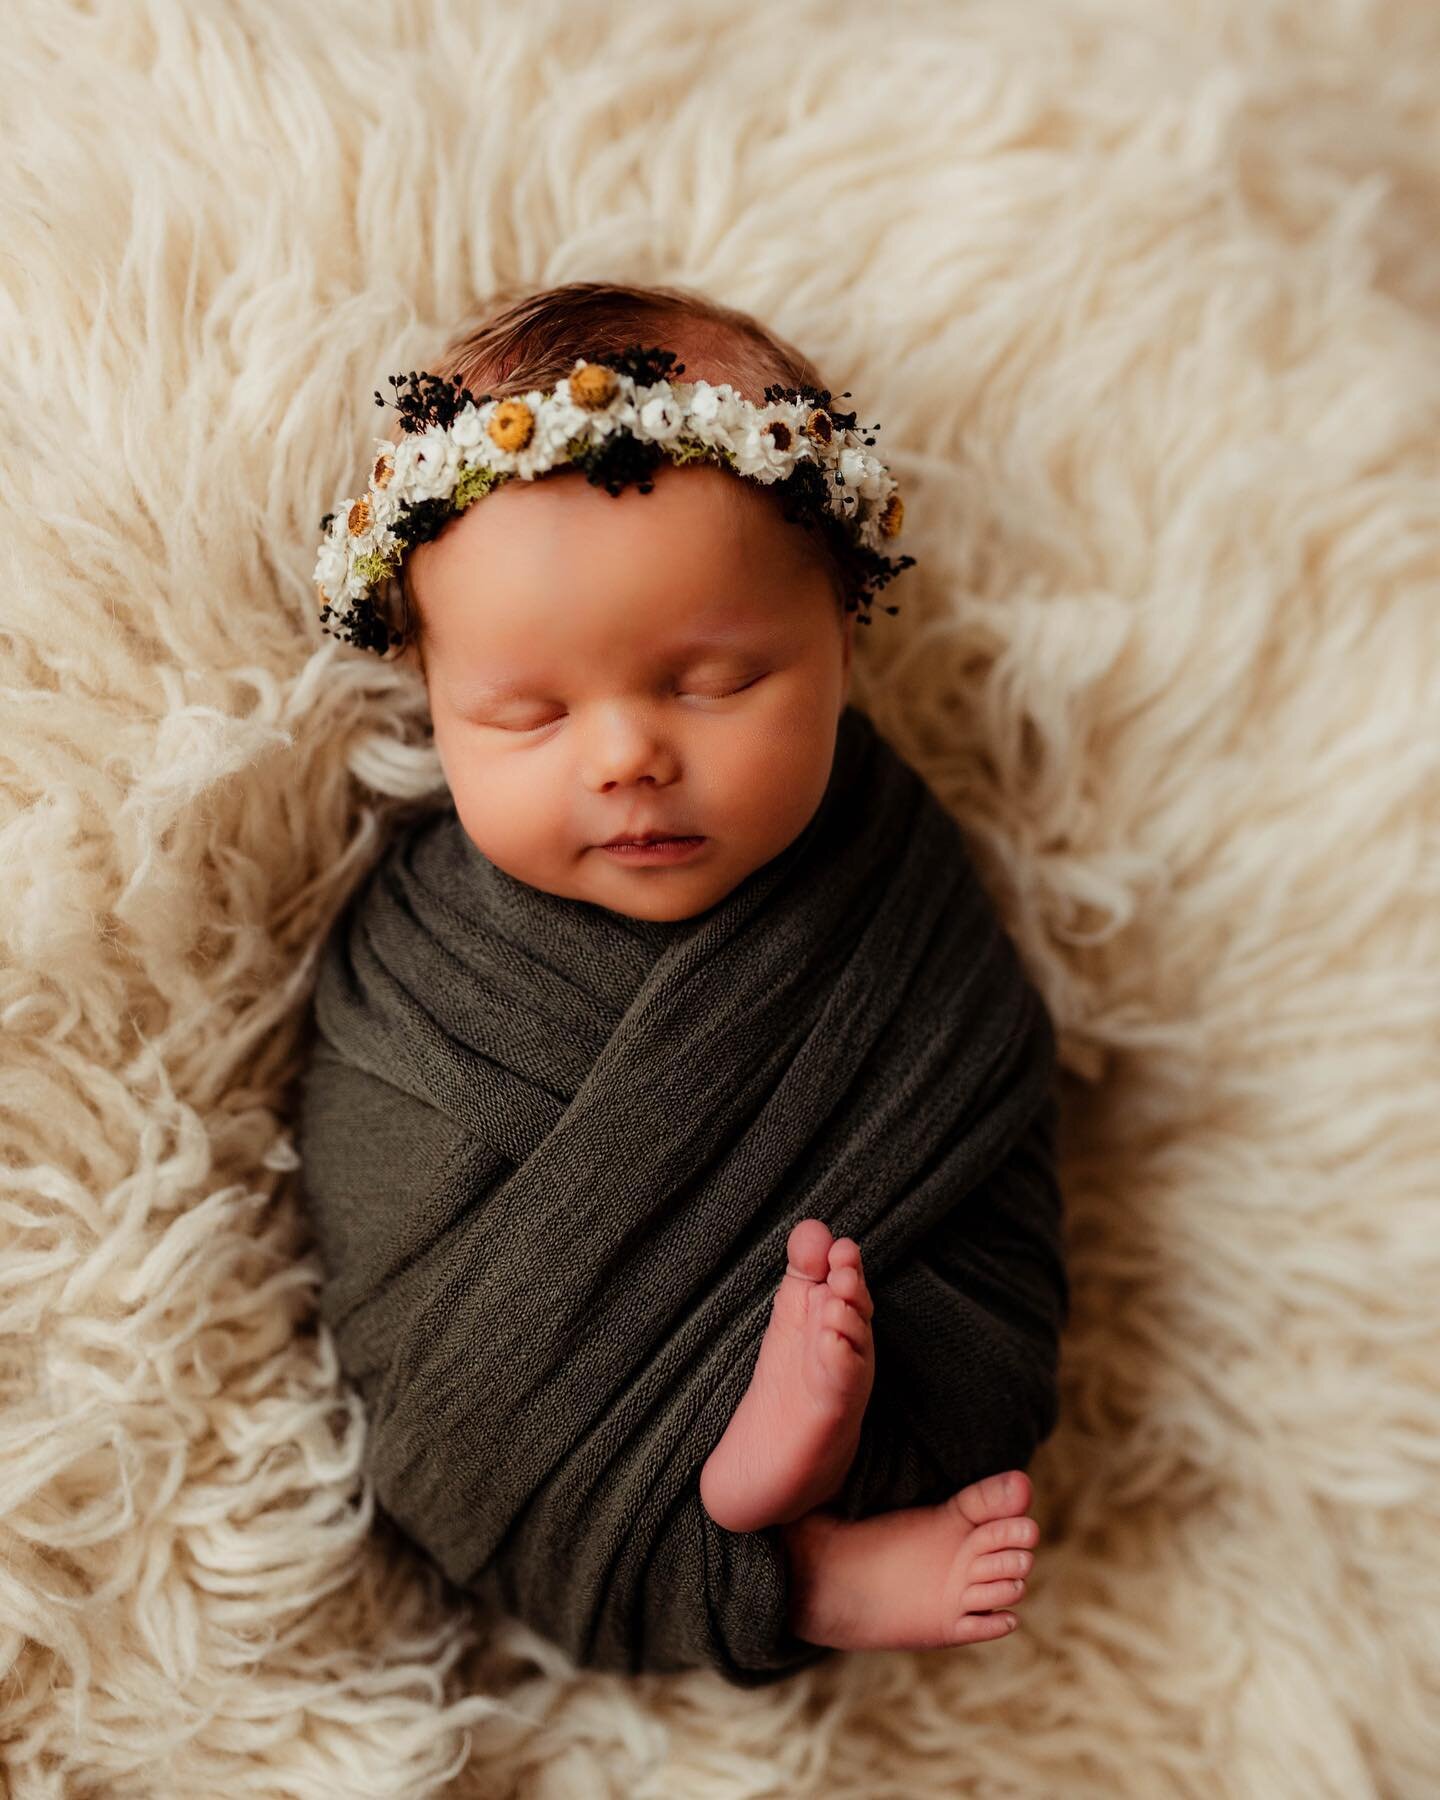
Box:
1;0;1436;1794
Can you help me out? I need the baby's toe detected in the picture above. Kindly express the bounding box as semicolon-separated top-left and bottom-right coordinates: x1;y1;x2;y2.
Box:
971;1547;1034;1584
825;1257;874;1323
822;1290;870;1353
961;1576;1028;1611
786;1219;835;1282
814;1311;871;1398
828;1236;862;1271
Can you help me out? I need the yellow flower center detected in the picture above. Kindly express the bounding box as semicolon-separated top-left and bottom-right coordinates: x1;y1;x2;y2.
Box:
569;362;620;410
488;400;535;452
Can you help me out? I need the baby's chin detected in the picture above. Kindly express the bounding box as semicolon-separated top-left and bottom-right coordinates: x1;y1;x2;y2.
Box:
476;838;751;924
585;859;743;925
594;887;733;924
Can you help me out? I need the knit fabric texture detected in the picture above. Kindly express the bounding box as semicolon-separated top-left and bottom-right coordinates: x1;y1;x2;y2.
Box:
295;702;1069;1683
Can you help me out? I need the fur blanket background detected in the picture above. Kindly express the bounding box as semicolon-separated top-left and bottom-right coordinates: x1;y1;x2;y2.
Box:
2;0;1436;1794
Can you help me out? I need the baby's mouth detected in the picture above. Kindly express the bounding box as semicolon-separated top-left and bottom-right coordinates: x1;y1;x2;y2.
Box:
599;831;703;847
597;835;708;857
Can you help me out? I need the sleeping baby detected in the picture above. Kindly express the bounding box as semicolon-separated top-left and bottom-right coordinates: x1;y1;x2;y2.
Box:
296;281;1069;1685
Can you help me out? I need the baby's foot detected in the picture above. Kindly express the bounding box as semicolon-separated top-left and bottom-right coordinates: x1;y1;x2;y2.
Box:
699;1219;874;1535
783;1468;1042;1652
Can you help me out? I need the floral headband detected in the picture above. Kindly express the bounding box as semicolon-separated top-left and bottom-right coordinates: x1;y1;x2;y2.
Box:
313;343;916;656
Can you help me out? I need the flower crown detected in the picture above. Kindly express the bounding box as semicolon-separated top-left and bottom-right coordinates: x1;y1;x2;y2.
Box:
313;344;916;656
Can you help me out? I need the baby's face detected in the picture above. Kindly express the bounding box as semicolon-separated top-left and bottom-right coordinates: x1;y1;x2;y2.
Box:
404;458;855;923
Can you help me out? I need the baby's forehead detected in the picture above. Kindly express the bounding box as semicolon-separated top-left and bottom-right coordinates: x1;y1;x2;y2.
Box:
602;473;785;561
411;454;833;667
482;458;804;574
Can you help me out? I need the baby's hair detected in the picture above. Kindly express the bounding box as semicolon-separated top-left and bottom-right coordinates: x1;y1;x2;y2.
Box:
388;280;864;665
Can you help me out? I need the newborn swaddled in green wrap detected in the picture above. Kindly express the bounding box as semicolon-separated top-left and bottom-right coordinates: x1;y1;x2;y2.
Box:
296;701;1068;1684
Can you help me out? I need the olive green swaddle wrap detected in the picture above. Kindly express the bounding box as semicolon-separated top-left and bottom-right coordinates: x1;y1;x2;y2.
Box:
295;702;1069;1685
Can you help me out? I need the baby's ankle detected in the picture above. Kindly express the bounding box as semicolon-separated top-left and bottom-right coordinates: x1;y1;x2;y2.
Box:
779;1508;847;1644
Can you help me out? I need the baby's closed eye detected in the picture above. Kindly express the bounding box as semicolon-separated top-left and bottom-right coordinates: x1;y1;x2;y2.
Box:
483;674;767;735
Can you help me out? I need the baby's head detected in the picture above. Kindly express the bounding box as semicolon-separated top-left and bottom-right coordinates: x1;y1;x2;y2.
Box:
393;282;866;925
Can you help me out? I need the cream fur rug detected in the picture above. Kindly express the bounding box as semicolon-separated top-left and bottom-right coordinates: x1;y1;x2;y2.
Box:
2;0;1436;1794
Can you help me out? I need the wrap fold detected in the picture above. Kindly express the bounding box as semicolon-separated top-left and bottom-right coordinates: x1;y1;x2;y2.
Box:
296;702;1068;1683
